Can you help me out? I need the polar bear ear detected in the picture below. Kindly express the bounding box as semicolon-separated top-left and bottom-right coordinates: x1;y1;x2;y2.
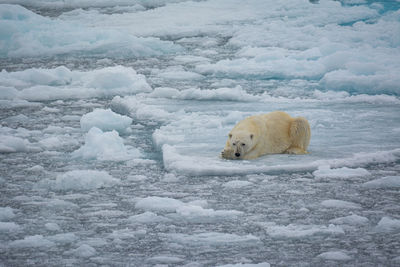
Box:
250;134;254;140
229;134;232;139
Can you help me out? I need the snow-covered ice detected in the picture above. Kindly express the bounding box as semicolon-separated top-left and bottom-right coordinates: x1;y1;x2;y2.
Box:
1;0;400;266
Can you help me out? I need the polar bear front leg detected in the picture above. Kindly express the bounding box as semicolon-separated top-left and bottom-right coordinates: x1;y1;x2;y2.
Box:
221;147;234;159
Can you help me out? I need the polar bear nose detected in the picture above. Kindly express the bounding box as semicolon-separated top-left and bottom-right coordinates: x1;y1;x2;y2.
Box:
235;153;241;157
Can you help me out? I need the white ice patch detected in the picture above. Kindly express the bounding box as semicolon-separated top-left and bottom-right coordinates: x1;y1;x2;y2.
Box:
375;217;400;233
223;180;253;189
0;66;152;101
38;170;120;191
258;222;345;239
0;222;21;233
321;199;362;210
329;214;369;226
72;127;141;161
69;244;97;258
80;109;132;134
162;232;260;247
9;235;55;249
217;263;270;267
0;135;36;153
317;251;352;261
0;5;180;58
135;196;243;223
127;212;171;224
313;165;370;179
363;176;400;189
0;207;16;221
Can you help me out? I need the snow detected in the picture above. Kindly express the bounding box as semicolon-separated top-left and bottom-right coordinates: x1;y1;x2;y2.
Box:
1;0;400;265
80;109;132;133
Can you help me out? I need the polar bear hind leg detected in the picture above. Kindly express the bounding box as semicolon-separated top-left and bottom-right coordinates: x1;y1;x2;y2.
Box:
286;117;311;154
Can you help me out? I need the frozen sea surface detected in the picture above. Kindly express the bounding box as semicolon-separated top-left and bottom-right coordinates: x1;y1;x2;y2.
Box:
1;0;400;266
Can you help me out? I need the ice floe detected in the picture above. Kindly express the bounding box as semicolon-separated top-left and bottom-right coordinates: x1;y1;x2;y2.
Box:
37;170;120;191
80;109;132;134
72;127;141;161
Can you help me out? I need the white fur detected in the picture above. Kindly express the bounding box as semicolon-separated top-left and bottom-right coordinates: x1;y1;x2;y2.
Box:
221;111;311;160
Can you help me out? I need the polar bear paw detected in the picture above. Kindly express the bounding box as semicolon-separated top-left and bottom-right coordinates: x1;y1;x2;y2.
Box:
221;149;234;159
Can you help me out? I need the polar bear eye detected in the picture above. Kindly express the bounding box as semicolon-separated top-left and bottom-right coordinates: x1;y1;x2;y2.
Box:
232;143;236;146
242;143;245;146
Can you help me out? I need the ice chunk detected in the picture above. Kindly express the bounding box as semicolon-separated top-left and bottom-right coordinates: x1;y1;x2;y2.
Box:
80;109;132;133
174;205;243;223
162;232;260;247
313;165;370;179
259;222;345;239
375;217;400;233
38;170;120;191
9;235;55;248
317;251;352;261
321;199;362;209
0;5;180;58
363;176;400;189
149;86;258;102
217;263;270;267
0;135;36;153
47;233;78;245
329;214;369;226
45;223;61;232
72;127;141;161
0;222;21;233
0;66;152;101
155;66;204;80
69;244;97;258
127;212;171;224
135;196;186;213
146;255;184;265
223;180;253;189
0;207;15;221
134;196;243;223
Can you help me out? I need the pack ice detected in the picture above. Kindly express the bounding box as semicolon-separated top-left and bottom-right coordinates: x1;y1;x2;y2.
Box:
1;1;400;266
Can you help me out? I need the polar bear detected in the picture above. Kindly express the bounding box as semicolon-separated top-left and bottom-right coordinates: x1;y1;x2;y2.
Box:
221;111;311;160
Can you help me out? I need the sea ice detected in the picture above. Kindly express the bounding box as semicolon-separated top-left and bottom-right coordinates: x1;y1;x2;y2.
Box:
258;222;345;239
80;109;132;133
37;170;120;191
72;127;141;161
162;232;260;247
317;251;352;261
375;217;400;233
0;5;180;58
0;207;15;221
9;235;55;248
329;214;369;226
321;199;362;209
363;176;400;189
313;165;370;179
0;66;152;101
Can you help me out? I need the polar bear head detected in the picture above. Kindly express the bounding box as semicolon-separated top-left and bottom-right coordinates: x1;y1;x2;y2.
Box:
228;131;255;159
